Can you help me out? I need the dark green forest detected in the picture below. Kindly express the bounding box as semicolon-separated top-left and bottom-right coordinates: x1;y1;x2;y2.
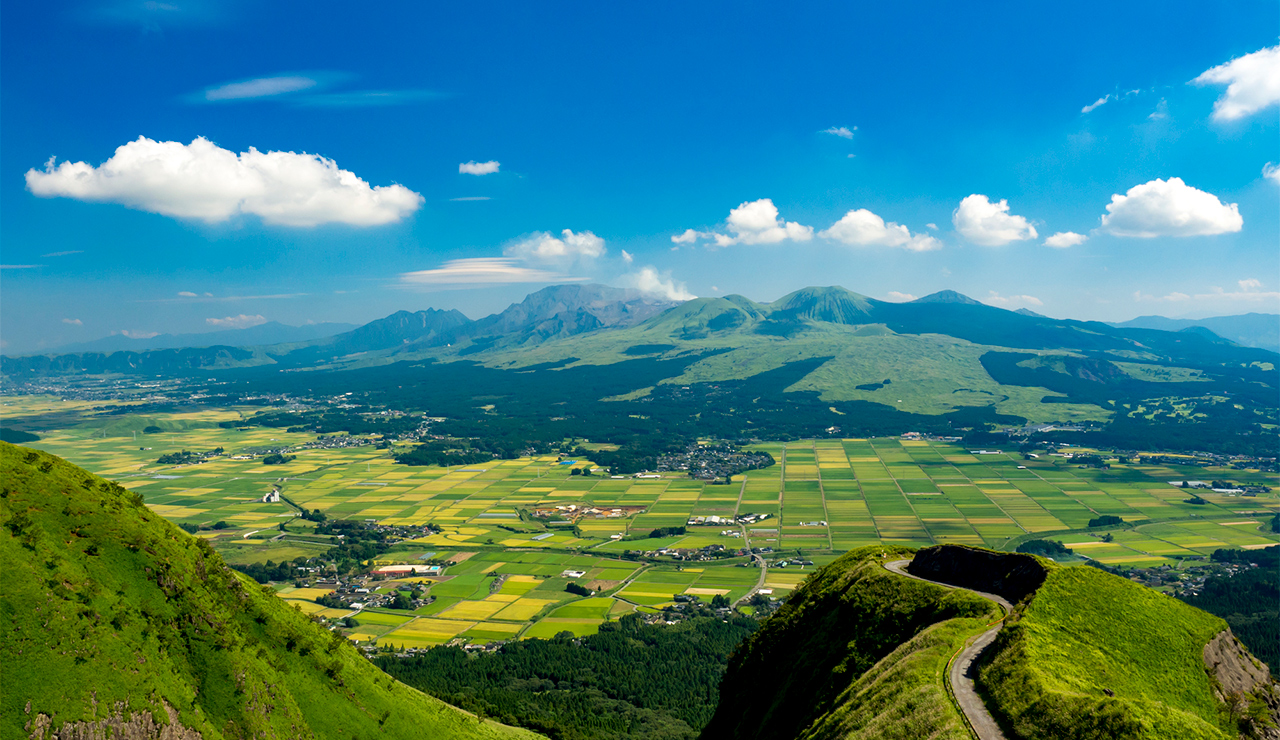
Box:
1180;546;1279;672
376;613;757;740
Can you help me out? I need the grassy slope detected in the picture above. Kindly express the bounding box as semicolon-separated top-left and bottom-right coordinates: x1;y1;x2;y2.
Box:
472;323;1110;422
699;546;998;740
0;442;538;740
978;565;1233;740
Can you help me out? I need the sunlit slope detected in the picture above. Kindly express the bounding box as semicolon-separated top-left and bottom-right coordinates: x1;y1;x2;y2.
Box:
978;565;1239;740
699;546;998;740
0;442;540;740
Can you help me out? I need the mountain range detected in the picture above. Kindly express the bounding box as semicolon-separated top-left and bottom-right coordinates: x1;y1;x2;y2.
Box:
49;321;358;354
3;285;1276;449
1109;313;1279;354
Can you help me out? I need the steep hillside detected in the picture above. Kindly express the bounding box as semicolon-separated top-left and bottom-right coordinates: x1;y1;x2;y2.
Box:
977;564;1272;740
700;546;998;740
0;442;538;740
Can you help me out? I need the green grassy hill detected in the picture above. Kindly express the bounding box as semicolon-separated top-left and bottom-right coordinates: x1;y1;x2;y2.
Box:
978;565;1240;740
699;546;998;740
0;442;540;740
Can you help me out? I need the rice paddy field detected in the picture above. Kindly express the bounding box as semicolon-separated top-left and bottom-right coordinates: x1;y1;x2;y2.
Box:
7;395;1278;644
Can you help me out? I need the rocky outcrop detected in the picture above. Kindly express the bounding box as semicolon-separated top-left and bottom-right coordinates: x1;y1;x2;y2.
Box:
1203;630;1280;740
25;702;202;740
907;545;1048;604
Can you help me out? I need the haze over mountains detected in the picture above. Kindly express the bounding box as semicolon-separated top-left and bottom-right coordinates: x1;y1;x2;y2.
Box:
50;321;358;354
1109;313;1279;354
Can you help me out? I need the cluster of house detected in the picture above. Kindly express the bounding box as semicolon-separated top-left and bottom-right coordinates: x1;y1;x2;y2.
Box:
633;543;732;561
1168;480;1272;496
1124;560;1261;597
533;504;648;521
655;443;775;481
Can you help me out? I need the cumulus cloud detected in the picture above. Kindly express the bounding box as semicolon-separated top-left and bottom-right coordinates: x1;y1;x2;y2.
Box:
1082;95;1111;113
820;208;941;251
822;126;856;139
884;291;917;302
206;314;268;329
1044;231;1087;248
1100;177;1241;237
399;258;582;287
1264;163;1280;184
1192;45;1280;121
204;75;317;101
720;199;813;246
459;160;500;175
504;229;605;264
624;267;696;301
25;136;423;227
952;195;1037;246
671;228;704;244
177;291;198;297
62;318;83;326
983;292;1043;309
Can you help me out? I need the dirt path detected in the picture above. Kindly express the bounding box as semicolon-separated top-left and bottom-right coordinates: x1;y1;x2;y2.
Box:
884;559;1009;740
733;544;768;607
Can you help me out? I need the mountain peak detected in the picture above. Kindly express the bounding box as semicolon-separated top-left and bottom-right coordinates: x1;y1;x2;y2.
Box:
911;290;982;305
770;286;875;324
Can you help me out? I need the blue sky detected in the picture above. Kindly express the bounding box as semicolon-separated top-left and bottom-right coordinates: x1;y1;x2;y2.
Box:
2;1;1277;354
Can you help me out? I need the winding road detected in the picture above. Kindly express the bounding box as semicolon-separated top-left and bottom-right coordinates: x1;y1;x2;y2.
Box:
884;559;1009;740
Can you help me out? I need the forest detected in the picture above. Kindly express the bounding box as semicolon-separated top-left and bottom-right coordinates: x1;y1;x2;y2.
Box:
1180;546;1280;672
376;613;757;740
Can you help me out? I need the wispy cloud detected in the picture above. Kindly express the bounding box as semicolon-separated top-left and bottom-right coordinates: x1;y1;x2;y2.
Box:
0;264;42;269
62;318;83;326
141;292;305;303
206;314;267;329
622;266;695;301
821;126;856;139
983;291;1043;309
1135;279;1280;305
398;258;585;288
1082;95;1111;113
190;71;441;108
204;75;317;101
884;291;917;302
41;250;83;257
449;196;492;201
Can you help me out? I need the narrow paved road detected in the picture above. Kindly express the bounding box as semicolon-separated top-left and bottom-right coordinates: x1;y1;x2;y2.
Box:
884;559;1009;740
733;541;768;608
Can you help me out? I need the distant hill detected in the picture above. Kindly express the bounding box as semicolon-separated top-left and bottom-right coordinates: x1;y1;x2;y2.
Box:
1111;313;1279;353
702;545;1278;740
49;321;357;354
0;442;539;740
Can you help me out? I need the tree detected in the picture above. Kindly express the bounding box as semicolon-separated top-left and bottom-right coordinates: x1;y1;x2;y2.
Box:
391;590;413;610
711;594;730;609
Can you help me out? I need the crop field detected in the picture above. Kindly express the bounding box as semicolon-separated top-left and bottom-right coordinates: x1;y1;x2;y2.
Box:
7;398;1278;644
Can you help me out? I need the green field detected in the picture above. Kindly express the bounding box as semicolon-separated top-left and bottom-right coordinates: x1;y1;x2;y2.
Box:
7;396;1278;646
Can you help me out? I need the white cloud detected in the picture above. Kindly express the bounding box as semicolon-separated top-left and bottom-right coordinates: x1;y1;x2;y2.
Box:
926;223;938;230
25;136;423;227
822;126;856;139
1044;231;1087;248
884;291;917;302
0;264;41;269
1192;45;1280;121
205;75;317;101
177;291;198;297
1100;177;1242;237
820;208;941;251
671;228;704;244
1082;95;1111;113
42;250;82;257
449;196;491;201
459;160;500;175
723;199;814;245
672;199;812;247
623;267;696;301
621;250;634;264
952;195;1037;246
206;314;268;329
399;258;582;287
983;292;1043;309
1133;280;1280;306
62;318;83;326
1148;99;1169;120
504;229;606;264
1264;163;1280;184
120;330;159;339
